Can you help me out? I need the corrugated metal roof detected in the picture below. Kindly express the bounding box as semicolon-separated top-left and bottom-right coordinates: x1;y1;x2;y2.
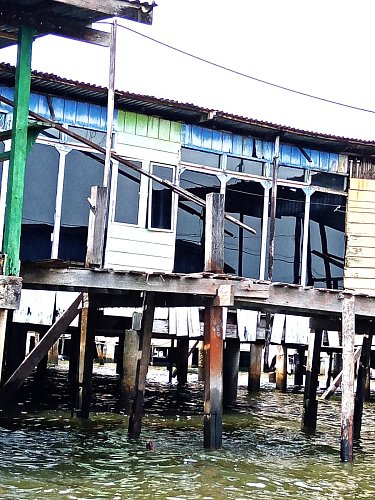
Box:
0;1;155;48
1;62;375;156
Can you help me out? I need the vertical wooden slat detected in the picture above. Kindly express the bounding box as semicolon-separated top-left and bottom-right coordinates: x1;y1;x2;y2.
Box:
86;186;108;267
341;294;355;462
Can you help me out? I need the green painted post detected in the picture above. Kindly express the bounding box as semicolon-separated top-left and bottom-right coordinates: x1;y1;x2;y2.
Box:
3;26;34;276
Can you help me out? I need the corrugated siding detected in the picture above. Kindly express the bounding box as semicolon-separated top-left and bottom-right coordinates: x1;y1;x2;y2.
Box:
182;124;340;171
344;177;375;293
117;110;182;142
0;85;110;131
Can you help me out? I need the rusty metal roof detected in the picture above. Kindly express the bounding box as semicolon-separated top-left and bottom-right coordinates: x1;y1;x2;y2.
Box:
1;62;375;156
0;0;155;48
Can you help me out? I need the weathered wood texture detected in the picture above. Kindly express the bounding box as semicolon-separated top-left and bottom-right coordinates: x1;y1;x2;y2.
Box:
321;347;361;400
248;342;263;392
275;344;287;392
301;329;322;434
204;193;225;273
128;293;155;439
86;186;108;267
0;293;82;407
175;337;189;385
341;295;355;462
204;305;223;449
223;338;240;405
0;276;22;309
354;334;371;439
120;329;140;413
21;268;375;319
345;178;375;294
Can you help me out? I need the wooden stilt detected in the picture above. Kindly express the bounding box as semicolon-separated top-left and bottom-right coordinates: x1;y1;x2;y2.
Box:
341;294;355;462
68;327;80;393
204;305;223;449
354;334;371;440
47;341;59;366
168;337;174;383
248;342;262;393
0;309;8;384
176;337;189;385
72;293;96;418
294;345;305;388
326;351;333;389
301;329;322;433
275;344;287;392
197;340;204;382
364;335;371;403
321;346;361;400
128;292;155;439
223;338;240;406
120;329;140;414
203;192;225;449
3;321;28;382
116;333;124;374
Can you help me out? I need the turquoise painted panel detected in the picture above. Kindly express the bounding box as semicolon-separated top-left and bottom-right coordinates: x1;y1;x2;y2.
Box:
243;137;253;158
62;100;77;125
320;151;330;171
202;128;213;149
211;129;223;151
36;95;50;119
262;141;274;162
191;125;203;148
75;101;90;126
50;97;65;122
222;132;232;153
232;134;243;155
280;144;292;164
329;153;339;172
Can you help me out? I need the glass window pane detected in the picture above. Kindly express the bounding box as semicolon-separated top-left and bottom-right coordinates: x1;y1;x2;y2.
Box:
174;170;220;272
311;171;346;190
227;156;263;176
278;166;305;182
181;147;220;168
224;178;263;277
114;161;142;225
67;126;107;147
150;165;173;230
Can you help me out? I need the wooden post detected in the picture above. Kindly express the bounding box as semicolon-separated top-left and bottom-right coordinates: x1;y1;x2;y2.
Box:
197;340;205;382
0;310;8;384
321;346;361;400
204;192;225;449
294;346;305;387
223;338;240;406
116;333;124;374
267;135;280;282
72;293;96;419
341;294;355;462
86;186;108;268
354;334;371;440
275;344;287;392
176;337;189;385
301;329;322;433
364;335;371;403
248;342;263;393
120;329;140;414
168;337;175;383
128;292;155;439
3;26;34;276
47;341;59;366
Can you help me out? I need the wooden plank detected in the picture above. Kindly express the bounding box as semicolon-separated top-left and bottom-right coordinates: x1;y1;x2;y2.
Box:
0;293;82;407
346;245;375;258
346;224;375;237
341;295;355;462
344;277;375;293
86;186;108;267
346;211;375;224
344;267;375;279
204;193;225;273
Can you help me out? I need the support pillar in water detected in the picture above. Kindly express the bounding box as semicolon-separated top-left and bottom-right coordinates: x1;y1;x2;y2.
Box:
223;338;240;406
301;329;322;434
248;342;263;393
275;344;287;392
120;329;140;414
176;337;189;385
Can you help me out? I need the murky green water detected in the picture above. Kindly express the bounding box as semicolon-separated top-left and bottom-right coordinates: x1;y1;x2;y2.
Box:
0;367;374;499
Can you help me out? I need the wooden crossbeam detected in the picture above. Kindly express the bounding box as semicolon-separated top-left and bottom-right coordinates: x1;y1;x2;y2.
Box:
321;346;362;400
0;293;82;407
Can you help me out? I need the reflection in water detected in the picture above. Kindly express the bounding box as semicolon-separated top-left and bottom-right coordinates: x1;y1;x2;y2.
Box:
0;367;374;499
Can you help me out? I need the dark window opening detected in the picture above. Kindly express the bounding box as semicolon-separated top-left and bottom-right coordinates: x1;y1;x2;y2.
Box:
149;164;173;230
174;170;220;273
308;192;345;289
267;186;306;284
278;165;306;182
224;178;264;278
226;156;263;176
59;149;104;261
181;147;220;168
20;143;59;262
311;171;346;190
114;161;142;225
67;126;107;147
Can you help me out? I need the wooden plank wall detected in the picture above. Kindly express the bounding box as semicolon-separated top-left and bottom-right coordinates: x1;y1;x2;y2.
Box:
345;178;375;293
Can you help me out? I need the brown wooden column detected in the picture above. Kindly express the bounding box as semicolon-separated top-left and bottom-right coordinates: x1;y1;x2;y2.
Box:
203;192;225;449
354;334;371;440
275;344;287;392
128;292;155;439
197;340;205;382
176;337;189;385
301;328;322;433
223;338;240;406
72;293;97;418
341;294;355;462
294;345;305;388
120;329;140;414
248;342;263;393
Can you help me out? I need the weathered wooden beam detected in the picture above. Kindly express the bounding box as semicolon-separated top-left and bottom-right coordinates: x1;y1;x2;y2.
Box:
275;344;287;392
320;346;361;400
128;292;155;439
341;294;355;462
294;346;305;387
120;329;140;413
223;338;240;406
301;329;322;434
354;334;371;440
205;193;224;273
267;135;280;282
175;337;189;385
0;293;82;407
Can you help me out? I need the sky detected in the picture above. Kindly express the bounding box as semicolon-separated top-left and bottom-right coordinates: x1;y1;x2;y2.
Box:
2;0;375;140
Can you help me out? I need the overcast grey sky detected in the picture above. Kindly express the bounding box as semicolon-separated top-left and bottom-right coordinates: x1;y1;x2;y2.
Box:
2;0;375;140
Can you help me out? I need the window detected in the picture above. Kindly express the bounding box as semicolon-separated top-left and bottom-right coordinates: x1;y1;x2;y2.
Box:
181;147;220;168
148;164;174;230
311;171;346;190
278;166;306;183
226;156;263;176
114;161;142;225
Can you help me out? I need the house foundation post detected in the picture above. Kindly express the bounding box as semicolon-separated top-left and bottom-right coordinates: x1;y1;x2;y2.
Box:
223;338;240;406
301;329;322;433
